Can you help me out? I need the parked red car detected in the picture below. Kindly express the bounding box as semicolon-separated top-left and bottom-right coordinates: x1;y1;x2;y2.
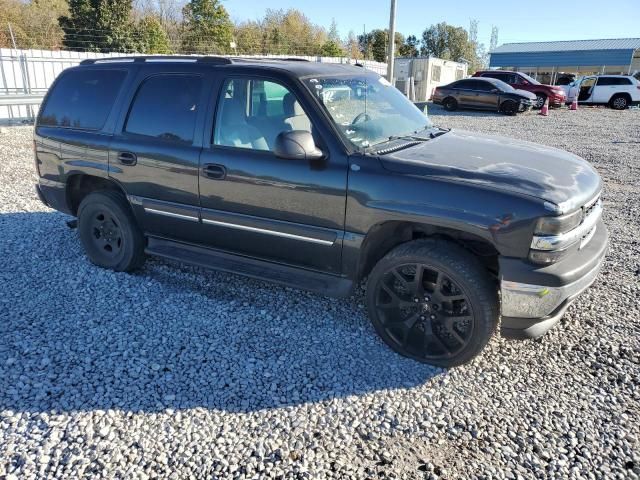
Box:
473;70;566;108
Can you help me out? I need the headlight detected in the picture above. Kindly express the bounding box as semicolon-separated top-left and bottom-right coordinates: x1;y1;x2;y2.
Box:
534;209;583;235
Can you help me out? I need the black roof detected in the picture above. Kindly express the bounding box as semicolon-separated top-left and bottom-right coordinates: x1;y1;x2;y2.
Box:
78;55;368;77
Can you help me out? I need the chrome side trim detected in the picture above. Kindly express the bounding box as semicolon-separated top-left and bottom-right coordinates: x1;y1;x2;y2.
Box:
531;200;602;251
201;218;334;246
144;207;199;222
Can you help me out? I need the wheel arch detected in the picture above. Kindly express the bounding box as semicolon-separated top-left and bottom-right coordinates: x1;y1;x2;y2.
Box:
609;91;631;103
356;221;499;282
66;173;128;216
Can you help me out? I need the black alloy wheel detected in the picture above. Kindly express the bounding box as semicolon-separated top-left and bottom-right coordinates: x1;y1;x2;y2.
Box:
373;263;474;362
366;239;498;367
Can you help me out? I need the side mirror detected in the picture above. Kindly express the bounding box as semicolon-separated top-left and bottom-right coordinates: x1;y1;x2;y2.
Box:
274;130;324;161
491;88;500;93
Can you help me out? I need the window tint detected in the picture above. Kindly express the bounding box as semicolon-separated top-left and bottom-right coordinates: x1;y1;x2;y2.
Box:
214;78;311;152
39;69;126;130
453;80;474;89
473;80;496;91
125;74;202;144
483;73;509;82
597;77;632;86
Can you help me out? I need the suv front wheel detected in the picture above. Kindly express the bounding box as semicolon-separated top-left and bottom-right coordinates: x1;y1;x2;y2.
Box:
77;190;146;272
366;239;498;367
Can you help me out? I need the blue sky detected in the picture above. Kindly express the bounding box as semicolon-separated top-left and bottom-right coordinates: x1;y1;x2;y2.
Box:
226;0;640;48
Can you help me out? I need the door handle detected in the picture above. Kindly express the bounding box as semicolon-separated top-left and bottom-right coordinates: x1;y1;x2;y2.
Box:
117;151;137;166
203;163;226;180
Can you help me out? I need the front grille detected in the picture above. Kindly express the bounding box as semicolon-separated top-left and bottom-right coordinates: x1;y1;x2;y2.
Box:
583;194;601;219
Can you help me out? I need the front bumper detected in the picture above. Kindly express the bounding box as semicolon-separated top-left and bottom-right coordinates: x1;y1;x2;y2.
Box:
499;219;608;339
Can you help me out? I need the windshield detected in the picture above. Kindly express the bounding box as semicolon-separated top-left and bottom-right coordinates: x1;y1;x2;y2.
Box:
518;72;540;85
493;79;515;92
303;73;433;149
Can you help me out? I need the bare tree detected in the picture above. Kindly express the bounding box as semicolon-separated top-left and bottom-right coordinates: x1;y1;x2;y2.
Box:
489;26;498;52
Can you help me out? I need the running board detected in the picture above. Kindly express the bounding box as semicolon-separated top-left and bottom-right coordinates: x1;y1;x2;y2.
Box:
145;237;354;298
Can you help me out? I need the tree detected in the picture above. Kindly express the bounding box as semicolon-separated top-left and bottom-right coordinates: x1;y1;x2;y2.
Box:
420;22;485;73
60;0;137;52
234;20;264;54
398;34;419;57
181;0;233;54
261;8;326;55
345;30;360;59
1;0;68;49
320;39;343;57
135;15;171;53
358;29;404;62
328;18;339;43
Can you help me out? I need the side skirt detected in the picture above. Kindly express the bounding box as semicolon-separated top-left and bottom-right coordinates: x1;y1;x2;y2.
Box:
145;236;354;298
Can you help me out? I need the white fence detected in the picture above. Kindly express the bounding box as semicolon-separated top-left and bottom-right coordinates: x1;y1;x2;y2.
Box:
0;48;387;122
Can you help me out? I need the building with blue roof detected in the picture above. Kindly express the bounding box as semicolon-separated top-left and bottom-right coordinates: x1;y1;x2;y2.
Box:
489;38;640;85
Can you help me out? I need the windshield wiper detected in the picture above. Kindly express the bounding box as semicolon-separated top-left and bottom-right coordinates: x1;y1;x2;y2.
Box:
385;126;450;143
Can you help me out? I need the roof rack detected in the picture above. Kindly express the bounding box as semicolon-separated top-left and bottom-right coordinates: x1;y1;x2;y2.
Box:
79;56;233;66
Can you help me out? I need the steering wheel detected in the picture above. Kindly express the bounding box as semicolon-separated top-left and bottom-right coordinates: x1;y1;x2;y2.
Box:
351;112;371;125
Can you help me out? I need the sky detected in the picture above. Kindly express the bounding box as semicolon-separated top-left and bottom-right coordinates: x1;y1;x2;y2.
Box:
225;0;640;48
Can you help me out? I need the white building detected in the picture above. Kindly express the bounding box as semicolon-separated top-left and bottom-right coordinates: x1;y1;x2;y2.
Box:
393;57;468;102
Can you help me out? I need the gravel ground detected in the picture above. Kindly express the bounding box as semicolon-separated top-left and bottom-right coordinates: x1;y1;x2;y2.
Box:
0;107;639;480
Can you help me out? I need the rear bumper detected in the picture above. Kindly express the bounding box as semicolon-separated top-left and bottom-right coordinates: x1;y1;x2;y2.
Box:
499;219;608;339
36;178;70;214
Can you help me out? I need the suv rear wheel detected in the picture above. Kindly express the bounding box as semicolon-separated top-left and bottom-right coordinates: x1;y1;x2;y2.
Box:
365;239;498;367
77;190;146;272
609;94;629;110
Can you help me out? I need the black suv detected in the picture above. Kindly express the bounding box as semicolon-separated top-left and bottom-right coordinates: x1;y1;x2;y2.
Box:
34;56;608;366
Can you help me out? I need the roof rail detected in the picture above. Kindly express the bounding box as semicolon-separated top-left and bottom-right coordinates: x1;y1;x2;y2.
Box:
79;56;233;66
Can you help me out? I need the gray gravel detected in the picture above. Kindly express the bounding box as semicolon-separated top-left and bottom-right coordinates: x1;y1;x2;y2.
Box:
1;107;639;479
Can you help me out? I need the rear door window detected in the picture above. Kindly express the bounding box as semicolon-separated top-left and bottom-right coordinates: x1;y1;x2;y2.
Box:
125;74;203;144
39;69;126;130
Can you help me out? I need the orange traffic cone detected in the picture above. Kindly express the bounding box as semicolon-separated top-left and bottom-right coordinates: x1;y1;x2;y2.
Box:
539;97;549;116
570;97;578;111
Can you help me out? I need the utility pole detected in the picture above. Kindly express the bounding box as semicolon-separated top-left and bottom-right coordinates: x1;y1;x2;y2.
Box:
386;0;397;82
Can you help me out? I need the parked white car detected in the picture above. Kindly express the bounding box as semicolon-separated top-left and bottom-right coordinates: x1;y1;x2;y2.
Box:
565;75;640;109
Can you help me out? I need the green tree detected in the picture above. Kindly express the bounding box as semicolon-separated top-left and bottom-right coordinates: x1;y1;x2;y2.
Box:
345;30;360;59
60;0;136;52
398;34;419;57
358;29;403;62
320;39;343;57
180;0;233;54
1;0;68;49
420;22;482;71
358;29;385;62
261;8;326;55
135;15;171;53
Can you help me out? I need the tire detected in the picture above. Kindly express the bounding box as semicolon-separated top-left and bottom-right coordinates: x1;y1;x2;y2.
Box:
500;100;518;116
534;93;546;109
365;239;498;367
77;190;146;272
442;97;458;111
609;94;629;110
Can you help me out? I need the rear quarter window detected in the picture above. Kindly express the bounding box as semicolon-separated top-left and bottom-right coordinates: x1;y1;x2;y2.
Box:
39;69;126;130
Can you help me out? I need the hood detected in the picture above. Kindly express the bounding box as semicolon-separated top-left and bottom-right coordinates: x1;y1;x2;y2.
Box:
513;89;537;100
379;129;601;213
